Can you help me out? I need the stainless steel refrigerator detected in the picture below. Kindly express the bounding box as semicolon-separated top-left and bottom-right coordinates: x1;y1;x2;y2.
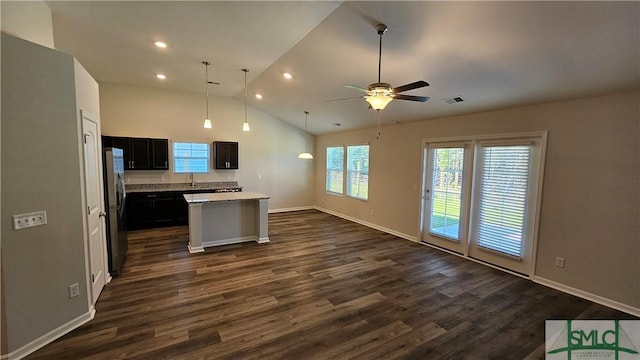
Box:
103;147;127;276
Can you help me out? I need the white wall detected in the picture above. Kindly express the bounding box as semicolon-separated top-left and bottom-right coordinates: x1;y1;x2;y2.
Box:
315;92;640;311
99;83;315;210
1;33;92;356
0;1;54;48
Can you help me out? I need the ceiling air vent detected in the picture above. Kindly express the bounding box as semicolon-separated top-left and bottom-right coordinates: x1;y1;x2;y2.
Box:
444;96;465;104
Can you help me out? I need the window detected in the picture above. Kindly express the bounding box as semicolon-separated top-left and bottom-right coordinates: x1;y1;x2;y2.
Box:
428;147;465;240
346;145;369;200
326;144;370;200
326;146;344;194
173;142;209;173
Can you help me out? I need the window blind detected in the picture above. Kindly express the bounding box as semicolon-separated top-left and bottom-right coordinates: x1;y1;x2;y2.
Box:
173;142;209;173
476;145;531;258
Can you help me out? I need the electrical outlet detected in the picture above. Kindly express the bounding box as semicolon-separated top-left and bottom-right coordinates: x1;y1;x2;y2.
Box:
555;257;565;268
69;283;80;298
13;211;47;230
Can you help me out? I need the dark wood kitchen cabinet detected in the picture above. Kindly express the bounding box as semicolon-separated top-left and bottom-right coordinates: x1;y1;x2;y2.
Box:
102;136;169;170
126;192;183;230
213;141;238;169
125;189;216;230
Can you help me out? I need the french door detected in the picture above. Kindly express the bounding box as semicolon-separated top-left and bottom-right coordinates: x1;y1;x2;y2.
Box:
421;134;546;276
421;142;473;254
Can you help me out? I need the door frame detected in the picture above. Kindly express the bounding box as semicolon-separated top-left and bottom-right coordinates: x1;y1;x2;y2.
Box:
80;109;110;307
419;131;548;277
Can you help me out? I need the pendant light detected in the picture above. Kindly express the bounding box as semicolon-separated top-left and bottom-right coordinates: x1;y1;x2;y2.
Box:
241;69;250;132
298;111;313;160
202;61;212;129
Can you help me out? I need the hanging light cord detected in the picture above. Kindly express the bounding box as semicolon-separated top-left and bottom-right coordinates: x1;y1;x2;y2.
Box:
304;111;309;151
244;69;248;123
204;61;210;119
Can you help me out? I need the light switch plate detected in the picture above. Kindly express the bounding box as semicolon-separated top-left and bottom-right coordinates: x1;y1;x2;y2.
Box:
13;211;47;230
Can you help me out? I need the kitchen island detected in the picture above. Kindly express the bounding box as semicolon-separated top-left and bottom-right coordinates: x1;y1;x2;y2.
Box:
183;192;270;253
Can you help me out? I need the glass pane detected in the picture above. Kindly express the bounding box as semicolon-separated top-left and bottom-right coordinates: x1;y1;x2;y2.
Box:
476;145;531;258
172;142;209;173
429;147;464;240
347;145;369;200
326;146;344;194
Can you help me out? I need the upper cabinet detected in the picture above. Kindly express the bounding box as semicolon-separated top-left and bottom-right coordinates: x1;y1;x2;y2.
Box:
213;141;239;169
103;136;169;170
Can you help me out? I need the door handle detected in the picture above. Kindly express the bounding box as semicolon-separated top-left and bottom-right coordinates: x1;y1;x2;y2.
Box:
99;212;107;218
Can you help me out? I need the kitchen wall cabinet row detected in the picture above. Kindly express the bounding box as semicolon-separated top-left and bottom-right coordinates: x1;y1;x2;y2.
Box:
102;136;169;170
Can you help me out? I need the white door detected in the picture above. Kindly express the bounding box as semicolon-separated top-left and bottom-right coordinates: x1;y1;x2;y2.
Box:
420;142;473;254
82;111;106;303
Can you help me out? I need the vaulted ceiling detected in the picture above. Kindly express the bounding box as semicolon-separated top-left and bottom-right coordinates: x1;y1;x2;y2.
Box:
46;1;640;134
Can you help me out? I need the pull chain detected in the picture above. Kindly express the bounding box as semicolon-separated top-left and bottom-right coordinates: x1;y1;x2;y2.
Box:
376;110;382;140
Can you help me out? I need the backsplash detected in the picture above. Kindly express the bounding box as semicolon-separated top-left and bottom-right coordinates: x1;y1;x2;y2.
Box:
126;181;240;193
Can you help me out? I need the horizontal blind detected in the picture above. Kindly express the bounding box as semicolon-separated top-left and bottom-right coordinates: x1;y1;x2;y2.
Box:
476;145;531;258
173;142;209;173
326;146;344;194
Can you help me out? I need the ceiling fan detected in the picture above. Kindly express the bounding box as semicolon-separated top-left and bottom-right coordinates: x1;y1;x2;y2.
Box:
330;23;430;110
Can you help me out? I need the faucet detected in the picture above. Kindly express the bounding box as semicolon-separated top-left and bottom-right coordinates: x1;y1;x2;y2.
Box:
191;172;196;187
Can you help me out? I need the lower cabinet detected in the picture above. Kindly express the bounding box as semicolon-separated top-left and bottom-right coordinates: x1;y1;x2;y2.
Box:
126;189;212;230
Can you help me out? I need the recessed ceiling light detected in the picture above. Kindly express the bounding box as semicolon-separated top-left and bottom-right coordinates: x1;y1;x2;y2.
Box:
283;72;293;80
155;74;166;80
255;93;263;100
154;41;167;48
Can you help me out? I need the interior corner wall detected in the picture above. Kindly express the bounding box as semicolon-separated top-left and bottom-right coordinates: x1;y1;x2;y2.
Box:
1;33;90;356
99;82;315;210
315;92;640;311
0;0;54;49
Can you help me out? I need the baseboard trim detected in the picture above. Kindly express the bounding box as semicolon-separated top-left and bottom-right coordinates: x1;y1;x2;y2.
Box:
269;206;315;214
314;206;418;242
532;276;640;317
1;308;95;360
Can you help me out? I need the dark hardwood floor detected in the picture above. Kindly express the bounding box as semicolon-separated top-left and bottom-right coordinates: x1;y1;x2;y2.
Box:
27;210;636;359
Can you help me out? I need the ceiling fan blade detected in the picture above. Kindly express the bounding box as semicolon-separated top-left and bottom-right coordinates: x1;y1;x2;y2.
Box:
391;80;430;93
393;94;430;102
344;85;369;93
326;96;364;103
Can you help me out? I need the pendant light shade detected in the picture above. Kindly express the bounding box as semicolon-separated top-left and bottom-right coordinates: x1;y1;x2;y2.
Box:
242;69;250;132
202;61;212;129
298;111;313;160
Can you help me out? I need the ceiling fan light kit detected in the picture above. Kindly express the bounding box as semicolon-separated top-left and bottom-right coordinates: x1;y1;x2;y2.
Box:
339;23;430;111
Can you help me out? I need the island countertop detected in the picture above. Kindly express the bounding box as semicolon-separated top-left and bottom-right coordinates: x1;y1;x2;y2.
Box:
183;191;270;204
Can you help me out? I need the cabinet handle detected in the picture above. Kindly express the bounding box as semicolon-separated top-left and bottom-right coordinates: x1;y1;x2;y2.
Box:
165;161;168;168
147;194;156;198
131;160;134;168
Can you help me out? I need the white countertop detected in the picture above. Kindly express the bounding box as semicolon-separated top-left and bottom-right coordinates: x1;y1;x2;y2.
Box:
183;192;270;204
